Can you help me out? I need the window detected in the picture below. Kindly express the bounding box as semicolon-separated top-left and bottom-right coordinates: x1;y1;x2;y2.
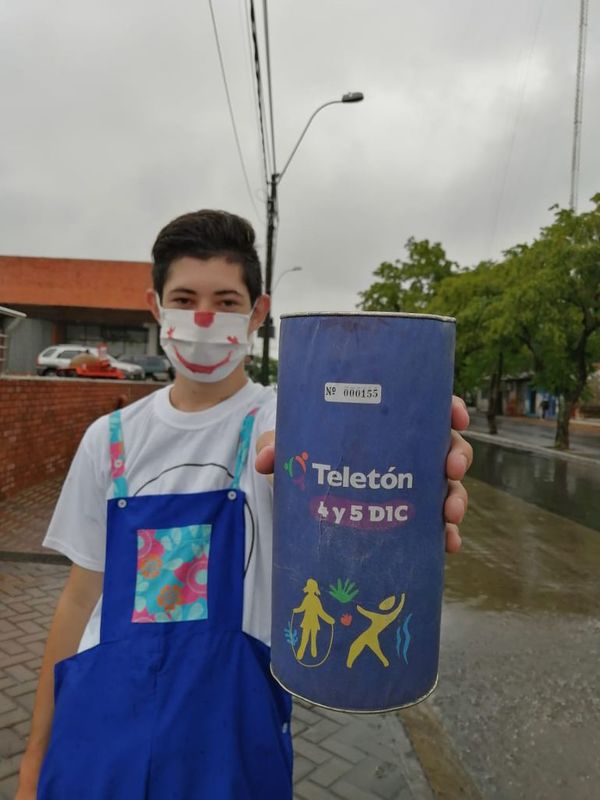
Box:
59;348;88;359
65;324;148;357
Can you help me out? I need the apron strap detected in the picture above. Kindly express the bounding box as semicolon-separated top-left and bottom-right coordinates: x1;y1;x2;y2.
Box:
230;408;259;489
108;410;129;498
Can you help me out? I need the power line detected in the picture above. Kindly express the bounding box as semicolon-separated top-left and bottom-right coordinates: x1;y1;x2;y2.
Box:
240;0;268;213
248;0;271;187
262;0;277;173
207;0;262;219
570;0;589;212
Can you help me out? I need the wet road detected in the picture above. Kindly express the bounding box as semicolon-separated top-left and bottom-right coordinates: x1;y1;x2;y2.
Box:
466;438;600;531
431;453;600;798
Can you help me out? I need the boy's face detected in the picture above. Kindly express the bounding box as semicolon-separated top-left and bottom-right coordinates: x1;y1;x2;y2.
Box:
147;256;269;335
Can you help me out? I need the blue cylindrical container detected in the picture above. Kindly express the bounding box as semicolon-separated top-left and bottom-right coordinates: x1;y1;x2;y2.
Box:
271;312;456;712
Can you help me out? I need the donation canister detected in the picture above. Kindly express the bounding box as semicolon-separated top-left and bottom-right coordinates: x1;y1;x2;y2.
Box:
271;312;456;712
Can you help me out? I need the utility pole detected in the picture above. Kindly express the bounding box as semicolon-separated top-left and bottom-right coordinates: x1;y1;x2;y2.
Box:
260;175;278;385
570;0;589;212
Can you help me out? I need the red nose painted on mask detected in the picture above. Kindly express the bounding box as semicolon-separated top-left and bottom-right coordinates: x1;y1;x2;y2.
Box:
194;312;215;328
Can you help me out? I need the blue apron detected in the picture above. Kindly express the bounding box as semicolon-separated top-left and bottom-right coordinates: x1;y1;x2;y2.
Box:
38;409;293;799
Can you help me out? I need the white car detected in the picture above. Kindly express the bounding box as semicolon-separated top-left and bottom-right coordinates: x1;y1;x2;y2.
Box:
36;345;145;380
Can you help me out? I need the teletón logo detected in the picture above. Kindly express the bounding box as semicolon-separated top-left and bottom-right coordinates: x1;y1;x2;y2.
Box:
283;451;309;489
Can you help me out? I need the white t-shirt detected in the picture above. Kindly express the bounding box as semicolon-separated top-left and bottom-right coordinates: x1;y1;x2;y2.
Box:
43;380;277;652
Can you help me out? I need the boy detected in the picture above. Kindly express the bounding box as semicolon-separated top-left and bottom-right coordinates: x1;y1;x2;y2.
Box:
16;210;472;799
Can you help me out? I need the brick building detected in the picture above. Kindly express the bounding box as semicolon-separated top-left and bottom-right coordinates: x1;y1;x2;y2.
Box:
0;255;156;373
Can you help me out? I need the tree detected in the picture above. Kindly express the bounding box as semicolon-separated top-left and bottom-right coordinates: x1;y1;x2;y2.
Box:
496;196;600;449
357;238;458;312
359;241;526;433
246;355;278;385
357;196;600;449
428;261;530;434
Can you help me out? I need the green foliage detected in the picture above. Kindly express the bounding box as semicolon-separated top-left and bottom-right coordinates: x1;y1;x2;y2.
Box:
328;578;359;604
357;238;458;312
357;194;600;447
495;195;600;399
428;260;531;397
246;356;278;385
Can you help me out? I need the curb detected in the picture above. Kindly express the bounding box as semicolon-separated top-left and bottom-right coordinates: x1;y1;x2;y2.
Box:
400;701;483;799
463;430;600;466
0;550;70;565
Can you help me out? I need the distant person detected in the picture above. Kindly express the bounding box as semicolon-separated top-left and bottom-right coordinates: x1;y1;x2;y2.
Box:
540;398;550;419
16;209;474;799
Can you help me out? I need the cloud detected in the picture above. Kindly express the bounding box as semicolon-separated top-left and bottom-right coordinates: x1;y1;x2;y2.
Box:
0;0;598;324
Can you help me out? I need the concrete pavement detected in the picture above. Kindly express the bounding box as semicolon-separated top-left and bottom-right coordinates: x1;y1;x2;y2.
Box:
466;410;600;462
0;477;449;800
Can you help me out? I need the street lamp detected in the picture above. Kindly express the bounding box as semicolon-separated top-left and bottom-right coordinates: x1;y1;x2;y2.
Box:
272;265;303;296
260;91;364;385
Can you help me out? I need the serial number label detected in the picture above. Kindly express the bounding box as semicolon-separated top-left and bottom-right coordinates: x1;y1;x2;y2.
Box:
324;383;382;404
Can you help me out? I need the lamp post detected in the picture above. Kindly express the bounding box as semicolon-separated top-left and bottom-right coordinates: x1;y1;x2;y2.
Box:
259;92;364;385
569;0;589;212
272;265;302;296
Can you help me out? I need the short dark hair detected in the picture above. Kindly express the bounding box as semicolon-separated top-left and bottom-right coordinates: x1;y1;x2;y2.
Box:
151;210;263;304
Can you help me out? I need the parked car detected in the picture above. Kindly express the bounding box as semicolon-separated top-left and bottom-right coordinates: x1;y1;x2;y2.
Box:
117;354;174;381
36;345;145;380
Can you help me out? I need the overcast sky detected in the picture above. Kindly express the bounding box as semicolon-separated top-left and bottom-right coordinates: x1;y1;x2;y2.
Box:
1;0;599;330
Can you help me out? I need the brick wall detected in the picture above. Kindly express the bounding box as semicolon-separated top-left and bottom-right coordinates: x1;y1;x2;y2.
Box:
0;376;162;498
0;255;151;311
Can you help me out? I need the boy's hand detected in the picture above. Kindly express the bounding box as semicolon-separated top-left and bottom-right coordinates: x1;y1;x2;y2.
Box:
255;431;276;478
443;397;473;554
255;396;473;554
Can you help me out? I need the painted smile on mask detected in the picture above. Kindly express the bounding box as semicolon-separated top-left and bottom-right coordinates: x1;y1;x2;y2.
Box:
173;346;234;374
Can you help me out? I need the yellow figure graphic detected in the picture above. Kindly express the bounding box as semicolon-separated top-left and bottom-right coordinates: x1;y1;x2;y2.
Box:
293;578;335;660
346;593;406;669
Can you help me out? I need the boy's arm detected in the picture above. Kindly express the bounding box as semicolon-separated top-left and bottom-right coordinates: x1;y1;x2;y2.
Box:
16;564;103;799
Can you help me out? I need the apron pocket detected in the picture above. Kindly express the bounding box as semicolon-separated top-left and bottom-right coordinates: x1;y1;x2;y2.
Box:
133;524;212;623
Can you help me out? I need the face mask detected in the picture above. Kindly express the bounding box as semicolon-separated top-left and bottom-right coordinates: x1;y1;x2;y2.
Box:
157;298;254;383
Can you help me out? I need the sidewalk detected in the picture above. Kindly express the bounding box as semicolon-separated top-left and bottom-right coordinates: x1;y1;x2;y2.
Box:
0;477;463;800
465;410;600;464
475;412;600;436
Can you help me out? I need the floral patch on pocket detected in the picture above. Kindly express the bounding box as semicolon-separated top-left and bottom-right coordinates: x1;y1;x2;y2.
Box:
132;525;212;623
